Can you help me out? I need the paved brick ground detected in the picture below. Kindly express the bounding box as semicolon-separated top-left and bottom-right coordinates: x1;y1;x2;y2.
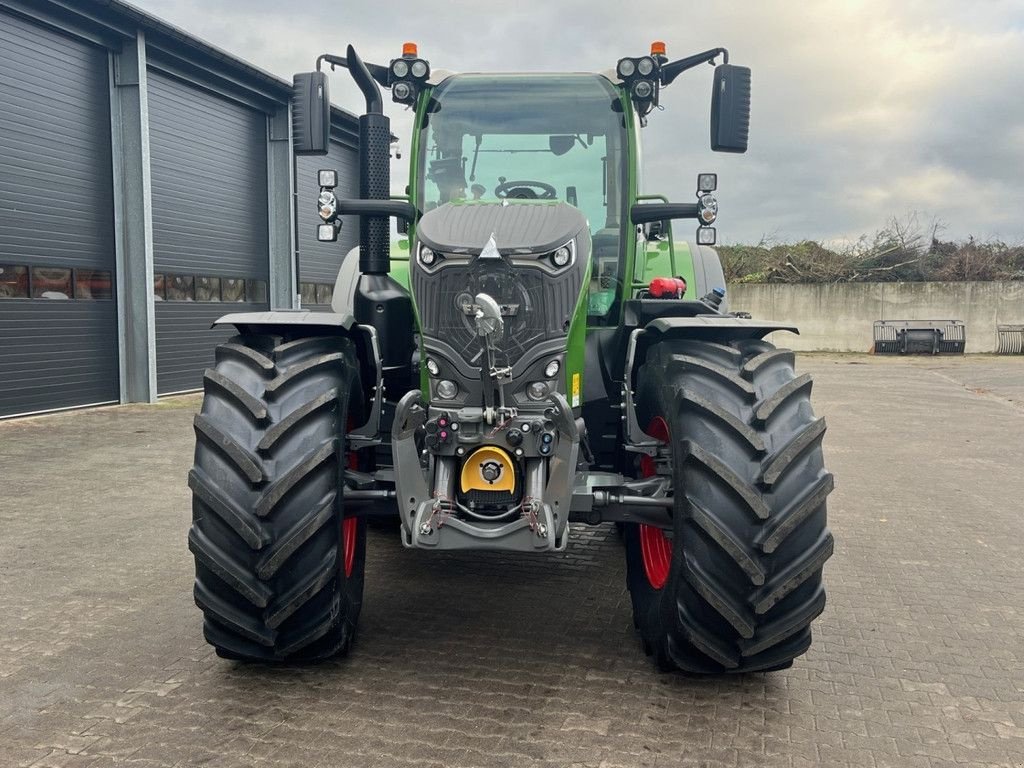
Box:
2;355;1023;768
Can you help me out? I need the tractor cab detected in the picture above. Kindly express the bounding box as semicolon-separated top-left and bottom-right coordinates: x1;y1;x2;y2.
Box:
415;73;629;321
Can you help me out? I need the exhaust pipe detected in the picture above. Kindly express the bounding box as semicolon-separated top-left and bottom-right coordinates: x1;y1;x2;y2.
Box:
345;45;415;396
346;45;391;276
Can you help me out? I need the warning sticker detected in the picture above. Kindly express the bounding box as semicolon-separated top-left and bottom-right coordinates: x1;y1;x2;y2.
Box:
571;373;581;408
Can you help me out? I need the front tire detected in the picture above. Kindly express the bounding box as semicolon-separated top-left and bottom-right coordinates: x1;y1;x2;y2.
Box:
625;339;834;673
188;333;366;662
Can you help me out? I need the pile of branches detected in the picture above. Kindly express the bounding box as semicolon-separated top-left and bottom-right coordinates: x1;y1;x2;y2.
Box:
719;215;1024;284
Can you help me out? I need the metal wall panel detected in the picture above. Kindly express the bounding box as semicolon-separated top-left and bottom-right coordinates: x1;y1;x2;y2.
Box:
0;301;119;417
0;11;118;417
147;70;270;393
148;70;270;277
295;140;359;308
153;302;264;394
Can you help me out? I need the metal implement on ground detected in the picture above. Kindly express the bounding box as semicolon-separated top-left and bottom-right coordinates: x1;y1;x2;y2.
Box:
873;319;967;355
187;40;835;674
996;324;1024;355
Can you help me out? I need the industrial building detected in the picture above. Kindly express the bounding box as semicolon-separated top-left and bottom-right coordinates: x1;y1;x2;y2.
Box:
0;0;360;417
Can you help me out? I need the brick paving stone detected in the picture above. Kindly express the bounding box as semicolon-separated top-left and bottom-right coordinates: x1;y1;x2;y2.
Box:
1;355;1023;767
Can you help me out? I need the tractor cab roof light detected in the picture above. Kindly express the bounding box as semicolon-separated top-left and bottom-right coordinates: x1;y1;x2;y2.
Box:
392;81;415;103
618;56;659;82
392;58;429;81
632;80;655;100
410;59;429;79
389;42;428;104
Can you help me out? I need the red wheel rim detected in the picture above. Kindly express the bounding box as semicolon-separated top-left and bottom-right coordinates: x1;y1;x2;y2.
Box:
343;445;358;578
342;517;357;578
639;416;672;590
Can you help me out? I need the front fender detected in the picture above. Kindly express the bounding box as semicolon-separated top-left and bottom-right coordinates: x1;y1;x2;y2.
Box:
211;311;381;442
621;317;800;452
642;316;799;342
212;310;357;334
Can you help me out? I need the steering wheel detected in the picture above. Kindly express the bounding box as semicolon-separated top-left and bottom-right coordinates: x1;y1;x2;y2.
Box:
494;179;557;200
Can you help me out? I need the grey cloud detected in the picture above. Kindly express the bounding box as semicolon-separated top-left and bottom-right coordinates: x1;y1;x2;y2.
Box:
131;0;1024;243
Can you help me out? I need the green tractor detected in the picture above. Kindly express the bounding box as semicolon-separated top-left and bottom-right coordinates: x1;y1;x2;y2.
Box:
188;41;834;673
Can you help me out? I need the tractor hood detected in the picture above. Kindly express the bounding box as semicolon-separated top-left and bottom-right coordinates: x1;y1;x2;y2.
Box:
416;201;587;254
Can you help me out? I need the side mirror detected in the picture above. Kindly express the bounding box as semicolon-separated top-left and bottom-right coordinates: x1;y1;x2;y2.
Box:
710;64;751;153
292;71;331;155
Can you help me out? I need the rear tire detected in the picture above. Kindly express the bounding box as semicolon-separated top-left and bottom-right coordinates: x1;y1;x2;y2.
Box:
625;339;834;673
188;333;366;662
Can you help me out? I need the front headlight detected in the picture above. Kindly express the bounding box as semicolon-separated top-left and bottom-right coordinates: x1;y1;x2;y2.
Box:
526;382;549;401
317;190;337;222
419;245;436;266
552;246;571;267
697;193;718;225
436;380;458;400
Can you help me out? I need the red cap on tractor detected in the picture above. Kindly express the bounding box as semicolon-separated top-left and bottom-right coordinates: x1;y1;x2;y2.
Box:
648;277;687;299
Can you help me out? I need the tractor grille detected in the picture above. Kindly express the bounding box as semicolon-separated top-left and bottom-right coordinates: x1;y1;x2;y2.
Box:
413;255;581;370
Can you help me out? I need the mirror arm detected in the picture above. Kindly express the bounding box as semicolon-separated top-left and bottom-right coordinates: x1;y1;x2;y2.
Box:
316;53;347;72
660;47;729;86
316;51;391;93
631;203;699;225
335;199;417;223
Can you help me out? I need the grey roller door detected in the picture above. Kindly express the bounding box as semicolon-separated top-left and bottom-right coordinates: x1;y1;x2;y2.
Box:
148;70;270;394
0;11;118;418
296;139;359;310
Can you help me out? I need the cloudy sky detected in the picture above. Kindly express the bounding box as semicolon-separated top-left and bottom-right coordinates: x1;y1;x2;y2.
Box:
132;0;1024;245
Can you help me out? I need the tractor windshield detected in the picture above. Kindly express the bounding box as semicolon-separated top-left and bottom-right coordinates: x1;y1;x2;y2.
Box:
418;74;628;322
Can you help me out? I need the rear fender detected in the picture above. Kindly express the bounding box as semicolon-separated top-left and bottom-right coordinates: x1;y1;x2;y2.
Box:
212;311;383;444
687;243;728;311
622;317;799;454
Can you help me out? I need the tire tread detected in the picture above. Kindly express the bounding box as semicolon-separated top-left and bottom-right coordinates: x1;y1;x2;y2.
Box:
188;333;365;663
626;338;833;674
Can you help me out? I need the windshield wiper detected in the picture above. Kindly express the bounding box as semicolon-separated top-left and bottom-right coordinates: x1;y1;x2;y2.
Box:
469;134;482;182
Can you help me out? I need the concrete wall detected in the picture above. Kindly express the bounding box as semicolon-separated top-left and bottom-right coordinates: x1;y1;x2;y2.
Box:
727;281;1024;353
